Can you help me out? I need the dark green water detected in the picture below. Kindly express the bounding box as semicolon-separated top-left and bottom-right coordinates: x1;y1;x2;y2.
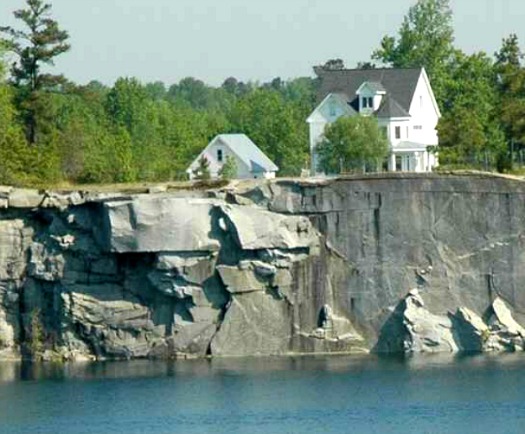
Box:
0;353;524;434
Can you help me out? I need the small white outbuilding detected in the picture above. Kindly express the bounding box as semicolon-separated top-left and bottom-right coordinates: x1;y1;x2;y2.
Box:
186;134;278;180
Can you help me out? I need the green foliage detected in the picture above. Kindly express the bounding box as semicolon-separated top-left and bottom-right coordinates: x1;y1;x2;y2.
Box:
322;59;345;71
0;82;42;185
317;116;389;174
0;0;317;187
437;50;507;170
494;34;525;169
219;155;238;180
0;41;6;80
438;106;506;169
1;0;70;144
1;0;70;91
229;88;309;176
193;155;211;180
373;0;455;106
372;1;525;172
3;0;525;183
29;308;44;357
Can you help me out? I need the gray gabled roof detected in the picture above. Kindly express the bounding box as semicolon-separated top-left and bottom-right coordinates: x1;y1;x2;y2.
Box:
306;92;357;123
375;95;410;118
331;93;358;116
316;67;422;113
215;134;278;173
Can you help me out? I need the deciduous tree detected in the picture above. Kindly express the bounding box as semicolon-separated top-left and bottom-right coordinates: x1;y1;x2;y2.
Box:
317;116;388;174
372;0;455;106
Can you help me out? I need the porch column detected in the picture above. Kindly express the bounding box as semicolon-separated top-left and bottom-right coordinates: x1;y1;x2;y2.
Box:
389;152;396;172
415;151;421;172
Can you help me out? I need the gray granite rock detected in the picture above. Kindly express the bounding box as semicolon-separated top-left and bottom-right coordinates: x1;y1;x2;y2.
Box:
402;289;458;353
210;291;292;356
219;204;319;250
8;188;44;208
217;264;268;293
454;307;488;352
103;197;222;253
1;174;525;360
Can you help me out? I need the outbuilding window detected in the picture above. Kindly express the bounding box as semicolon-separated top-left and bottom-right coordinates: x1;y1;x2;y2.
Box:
217;149;223;162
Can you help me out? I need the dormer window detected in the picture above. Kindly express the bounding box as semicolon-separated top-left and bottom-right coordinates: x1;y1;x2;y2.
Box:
362;97;373;109
356;81;386;112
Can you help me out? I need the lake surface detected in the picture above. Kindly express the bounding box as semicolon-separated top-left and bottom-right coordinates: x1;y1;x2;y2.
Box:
0;353;524;434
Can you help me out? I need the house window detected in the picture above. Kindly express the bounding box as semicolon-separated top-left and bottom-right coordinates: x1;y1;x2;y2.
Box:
413;125;423;130
395;126;401;139
217;149;223;162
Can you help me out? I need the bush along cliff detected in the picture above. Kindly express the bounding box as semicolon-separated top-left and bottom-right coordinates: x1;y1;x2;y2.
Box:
1;173;525;361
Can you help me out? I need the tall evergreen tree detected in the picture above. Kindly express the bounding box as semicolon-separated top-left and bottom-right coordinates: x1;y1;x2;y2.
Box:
494;34;525;167
1;0;70;143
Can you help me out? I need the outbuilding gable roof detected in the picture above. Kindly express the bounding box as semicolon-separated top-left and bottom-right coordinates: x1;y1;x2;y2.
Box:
316;67;422;113
214;134;278;173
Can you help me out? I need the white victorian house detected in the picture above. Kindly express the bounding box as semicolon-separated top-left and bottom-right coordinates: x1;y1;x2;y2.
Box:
307;67;440;174
187;133;278;180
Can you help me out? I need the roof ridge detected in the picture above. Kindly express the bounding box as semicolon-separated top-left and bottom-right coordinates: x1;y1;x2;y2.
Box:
318;66;423;73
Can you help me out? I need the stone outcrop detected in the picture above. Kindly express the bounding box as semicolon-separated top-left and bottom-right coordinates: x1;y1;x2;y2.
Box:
1;173;525;360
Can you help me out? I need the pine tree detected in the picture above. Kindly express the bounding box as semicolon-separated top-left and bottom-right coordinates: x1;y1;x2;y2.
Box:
1;0;70;144
218;155;237;180
193;155;211;180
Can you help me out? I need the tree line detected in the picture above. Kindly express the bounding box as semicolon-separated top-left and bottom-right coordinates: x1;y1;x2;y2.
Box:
1;0;525;186
0;1;314;185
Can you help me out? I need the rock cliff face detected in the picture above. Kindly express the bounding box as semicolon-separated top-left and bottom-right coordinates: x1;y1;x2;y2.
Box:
1;174;525;360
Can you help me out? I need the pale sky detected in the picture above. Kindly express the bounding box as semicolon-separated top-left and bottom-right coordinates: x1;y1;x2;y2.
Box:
0;0;523;86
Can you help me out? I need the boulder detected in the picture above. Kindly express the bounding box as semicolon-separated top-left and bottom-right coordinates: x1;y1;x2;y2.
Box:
454;307;488;351
103;197;221;253
210;291;292;356
155;253;215;285
217;264;267;293
490;297;525;337
402;289;458;353
219;204;319;250
62;285;166;359
8;188;44;208
170;322;217;356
